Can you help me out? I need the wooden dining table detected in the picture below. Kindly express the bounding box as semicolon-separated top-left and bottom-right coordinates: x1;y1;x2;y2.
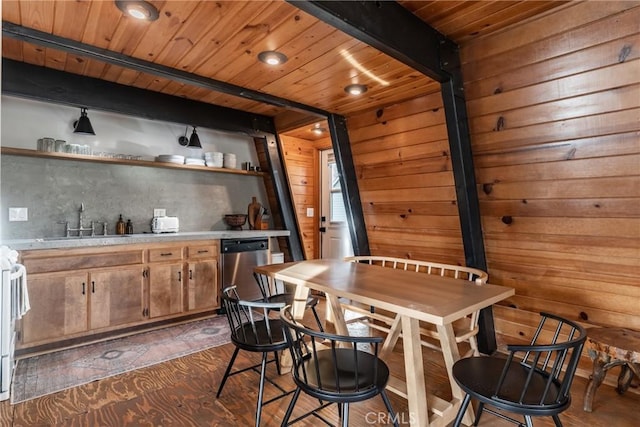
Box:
255;258;515;427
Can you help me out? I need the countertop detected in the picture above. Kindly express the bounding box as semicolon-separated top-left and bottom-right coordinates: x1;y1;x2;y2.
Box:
1;230;290;251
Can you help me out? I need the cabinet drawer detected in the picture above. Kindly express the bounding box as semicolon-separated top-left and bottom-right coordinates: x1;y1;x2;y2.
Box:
22;250;144;274
148;247;184;262
187;244;218;260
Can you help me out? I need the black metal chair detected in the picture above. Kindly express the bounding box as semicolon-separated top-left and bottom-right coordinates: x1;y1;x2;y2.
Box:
216;285;294;427
451;312;587;427
280;305;399;427
254;271;324;331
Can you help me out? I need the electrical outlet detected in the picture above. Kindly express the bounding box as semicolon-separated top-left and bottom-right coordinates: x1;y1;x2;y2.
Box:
306;208;314;217
154;208;166;217
9;207;28;221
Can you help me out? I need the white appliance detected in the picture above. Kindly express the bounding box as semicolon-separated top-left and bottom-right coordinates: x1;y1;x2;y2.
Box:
151;216;179;233
1;264;25;401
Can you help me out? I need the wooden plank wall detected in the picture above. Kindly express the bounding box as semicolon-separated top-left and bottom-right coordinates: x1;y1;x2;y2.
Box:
279;135;318;259
459;1;640;379
344;1;639;384
346;93;467;264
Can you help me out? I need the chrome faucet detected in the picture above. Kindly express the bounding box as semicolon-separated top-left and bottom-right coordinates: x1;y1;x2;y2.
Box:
64;202;95;237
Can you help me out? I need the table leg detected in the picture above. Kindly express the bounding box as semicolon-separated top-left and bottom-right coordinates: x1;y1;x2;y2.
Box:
380;314;402;361
583;358;607;412
326;294;349;336
401;315;429;427
279;284;311;371
436;323;474;426
617;362;640;394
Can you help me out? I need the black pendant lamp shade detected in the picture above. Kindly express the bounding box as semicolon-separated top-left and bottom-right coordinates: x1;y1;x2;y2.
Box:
179;126;202;149
73;108;96;135
188;127;202;148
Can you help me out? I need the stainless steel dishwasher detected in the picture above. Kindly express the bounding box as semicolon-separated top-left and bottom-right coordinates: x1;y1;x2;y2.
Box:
220;238;269;301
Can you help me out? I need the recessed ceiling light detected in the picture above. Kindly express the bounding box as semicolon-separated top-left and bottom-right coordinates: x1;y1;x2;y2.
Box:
311;126;326;135
115;1;159;22
258;51;288;66
344;84;367;96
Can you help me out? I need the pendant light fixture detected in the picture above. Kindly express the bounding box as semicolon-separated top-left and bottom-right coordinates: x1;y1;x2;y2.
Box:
73;108;96;135
178;126;202;149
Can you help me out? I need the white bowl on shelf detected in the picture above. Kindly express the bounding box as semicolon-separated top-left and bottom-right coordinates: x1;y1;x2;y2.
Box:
156;154;185;164
185;157;205;166
223;153;236;169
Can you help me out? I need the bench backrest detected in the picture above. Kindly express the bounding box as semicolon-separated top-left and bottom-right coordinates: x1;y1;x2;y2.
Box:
344;255;488;285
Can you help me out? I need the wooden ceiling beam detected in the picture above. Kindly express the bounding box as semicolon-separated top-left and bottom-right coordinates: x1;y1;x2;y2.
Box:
289;0;450;82
2;59;276;136
290;1;496;353
1;21;330;118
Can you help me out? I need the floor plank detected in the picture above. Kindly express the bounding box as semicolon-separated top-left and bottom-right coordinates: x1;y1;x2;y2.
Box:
1;307;638;426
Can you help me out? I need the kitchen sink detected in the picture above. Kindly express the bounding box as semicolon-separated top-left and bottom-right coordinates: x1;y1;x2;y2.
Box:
40;235;132;241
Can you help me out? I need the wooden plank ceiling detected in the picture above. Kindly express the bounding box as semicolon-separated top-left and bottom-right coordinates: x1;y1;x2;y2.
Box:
1;0;563;132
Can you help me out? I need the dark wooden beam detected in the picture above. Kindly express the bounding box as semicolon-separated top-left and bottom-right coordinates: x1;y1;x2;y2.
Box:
257;134;305;261
2;59;275;135
2;21;329;118
291;1;495;353
441;79;494;354
327;114;369;256
289;1;447;82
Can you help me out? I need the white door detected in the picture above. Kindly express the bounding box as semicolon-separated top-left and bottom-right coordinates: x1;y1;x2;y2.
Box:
320;150;354;259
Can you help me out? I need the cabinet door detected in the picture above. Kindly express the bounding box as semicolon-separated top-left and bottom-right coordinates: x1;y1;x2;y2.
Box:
90;267;145;330
187;260;218;311
148;263;184;318
20;272;88;344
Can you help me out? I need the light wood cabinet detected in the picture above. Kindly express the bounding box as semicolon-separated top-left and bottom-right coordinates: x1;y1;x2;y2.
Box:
187;244;219;311
148;262;184;318
147;243;219;315
90;267;146;329
18;240;220;353
187;259;218;311
20;271;88;344
147;246;185;318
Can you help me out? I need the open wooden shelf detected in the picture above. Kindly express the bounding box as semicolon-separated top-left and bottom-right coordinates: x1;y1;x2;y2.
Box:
1;147;265;177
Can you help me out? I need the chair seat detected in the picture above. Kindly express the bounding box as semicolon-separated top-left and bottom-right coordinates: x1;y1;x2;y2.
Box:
266;292;319;308
294;348;390;402
453;356;568;414
231;318;289;352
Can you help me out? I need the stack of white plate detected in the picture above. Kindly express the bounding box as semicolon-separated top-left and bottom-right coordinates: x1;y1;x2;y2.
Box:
223;153;237;169
205;152;223;168
185;157;206;166
156;154;185;164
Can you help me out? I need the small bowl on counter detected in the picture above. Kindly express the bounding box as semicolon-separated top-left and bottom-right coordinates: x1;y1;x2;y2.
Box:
224;214;247;230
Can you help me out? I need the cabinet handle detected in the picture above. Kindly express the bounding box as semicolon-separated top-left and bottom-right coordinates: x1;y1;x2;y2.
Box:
197;250;209;254
178;271;181;282
91;281;95;293
82;282;86;295
189;269;193;280
160;252;173;256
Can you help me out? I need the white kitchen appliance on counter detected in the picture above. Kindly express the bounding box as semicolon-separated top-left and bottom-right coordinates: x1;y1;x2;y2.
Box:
151;216;179;233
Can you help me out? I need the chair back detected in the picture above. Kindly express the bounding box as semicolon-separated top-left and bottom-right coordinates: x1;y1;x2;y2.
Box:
344;255;488;285
280;305;389;402
253;271;287;299
221;285;288;351
496;312;587;408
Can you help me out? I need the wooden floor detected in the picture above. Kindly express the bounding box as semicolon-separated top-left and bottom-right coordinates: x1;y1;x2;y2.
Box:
1;310;639;426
